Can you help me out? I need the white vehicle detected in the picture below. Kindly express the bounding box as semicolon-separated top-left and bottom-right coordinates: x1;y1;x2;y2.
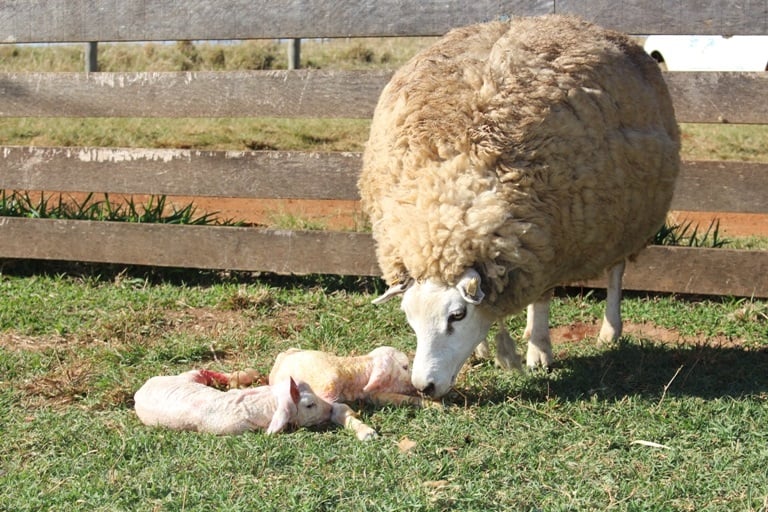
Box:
644;35;768;71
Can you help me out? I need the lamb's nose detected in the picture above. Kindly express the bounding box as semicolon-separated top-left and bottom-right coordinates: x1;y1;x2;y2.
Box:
419;382;436;398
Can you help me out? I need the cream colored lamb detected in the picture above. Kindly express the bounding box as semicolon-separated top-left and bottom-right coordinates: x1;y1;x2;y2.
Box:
358;15;680;398
133;369;333;435
269;346;427;440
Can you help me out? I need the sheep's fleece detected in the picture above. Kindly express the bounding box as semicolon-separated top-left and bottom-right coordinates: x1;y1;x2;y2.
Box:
359;14;680;314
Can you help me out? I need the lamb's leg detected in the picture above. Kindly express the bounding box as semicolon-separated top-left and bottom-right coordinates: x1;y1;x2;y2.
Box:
524;292;554;368
369;392;443;409
331;403;378;441
494;322;522;370
598;261;625;343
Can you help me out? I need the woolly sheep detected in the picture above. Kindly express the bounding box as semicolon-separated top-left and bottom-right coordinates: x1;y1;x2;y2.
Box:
358;15;680;398
269;346;429;440
133;369;333;435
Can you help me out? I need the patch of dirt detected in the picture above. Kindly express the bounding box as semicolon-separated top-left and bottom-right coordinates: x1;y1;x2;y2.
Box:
668;210;768;237
550;320;749;349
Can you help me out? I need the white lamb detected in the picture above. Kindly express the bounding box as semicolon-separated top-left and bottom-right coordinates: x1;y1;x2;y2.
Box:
358;15;680;398
269;346;428;440
133;369;333;435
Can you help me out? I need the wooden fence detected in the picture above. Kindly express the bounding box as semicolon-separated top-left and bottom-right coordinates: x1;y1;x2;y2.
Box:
0;0;766;298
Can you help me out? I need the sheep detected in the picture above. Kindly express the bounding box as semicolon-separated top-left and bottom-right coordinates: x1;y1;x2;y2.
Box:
133;369;333;435
358;14;681;398
269;346;430;440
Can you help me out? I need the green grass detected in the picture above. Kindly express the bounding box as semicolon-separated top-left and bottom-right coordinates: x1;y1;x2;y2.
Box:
1;269;767;510
0;191;241;225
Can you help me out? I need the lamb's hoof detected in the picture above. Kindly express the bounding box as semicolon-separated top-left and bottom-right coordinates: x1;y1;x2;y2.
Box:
357;428;379;441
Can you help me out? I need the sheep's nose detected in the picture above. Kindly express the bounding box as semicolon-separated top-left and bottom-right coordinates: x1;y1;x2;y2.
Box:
419;382;436;398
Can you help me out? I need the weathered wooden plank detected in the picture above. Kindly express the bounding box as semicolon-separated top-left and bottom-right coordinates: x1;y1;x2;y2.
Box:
557;0;768;36
0;1;550;43
0;70;391;118
1;71;766;123
2;148;768;215
0;217;380;276
0;217;765;296
665;72;768;124
672;160;768;214
2;0;767;43
575;246;768;298
0;147;363;200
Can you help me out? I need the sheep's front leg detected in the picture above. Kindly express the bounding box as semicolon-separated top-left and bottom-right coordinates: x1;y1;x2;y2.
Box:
494;322;522;370
474;339;491;360
598;261;625;344
331;403;378;441
524;294;553;368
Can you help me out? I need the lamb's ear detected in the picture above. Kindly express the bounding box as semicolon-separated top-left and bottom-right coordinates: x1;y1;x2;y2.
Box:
267;377;299;434
372;278;413;305
363;350;394;393
457;269;485;305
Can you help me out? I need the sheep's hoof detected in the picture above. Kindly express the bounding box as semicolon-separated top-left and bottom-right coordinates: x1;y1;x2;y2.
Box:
526;344;553;369
597;322;622;345
474;340;492;360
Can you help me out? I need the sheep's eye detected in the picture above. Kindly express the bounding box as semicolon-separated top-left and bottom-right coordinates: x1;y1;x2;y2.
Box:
306;402;316;409
448;309;466;323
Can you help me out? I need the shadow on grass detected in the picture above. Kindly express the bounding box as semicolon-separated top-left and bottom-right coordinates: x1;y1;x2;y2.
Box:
451;340;768;406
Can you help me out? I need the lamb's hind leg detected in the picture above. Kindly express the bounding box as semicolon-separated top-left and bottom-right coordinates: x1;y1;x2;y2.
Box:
598;261;625;344
525;291;554;368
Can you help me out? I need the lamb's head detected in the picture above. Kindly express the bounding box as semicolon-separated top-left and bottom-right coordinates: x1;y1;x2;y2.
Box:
373;268;495;398
363;346;417;396
268;377;333;433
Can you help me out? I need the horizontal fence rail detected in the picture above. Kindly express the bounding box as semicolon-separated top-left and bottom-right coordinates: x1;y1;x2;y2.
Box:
1;217;765;298
2;147;767;215
1;71;767;123
1;0;766;43
0;0;768;43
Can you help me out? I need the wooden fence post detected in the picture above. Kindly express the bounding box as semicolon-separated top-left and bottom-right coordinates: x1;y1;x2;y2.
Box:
85;42;98;72
287;38;301;69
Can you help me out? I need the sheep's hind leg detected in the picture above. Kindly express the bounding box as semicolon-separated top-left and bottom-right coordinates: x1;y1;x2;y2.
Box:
524;292;554;368
598;261;625;344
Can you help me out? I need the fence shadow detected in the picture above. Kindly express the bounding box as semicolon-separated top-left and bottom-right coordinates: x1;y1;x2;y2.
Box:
452;340;768;406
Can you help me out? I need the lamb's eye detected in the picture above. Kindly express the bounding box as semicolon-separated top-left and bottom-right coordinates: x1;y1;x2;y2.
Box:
448;309;466;323
306;402;316;409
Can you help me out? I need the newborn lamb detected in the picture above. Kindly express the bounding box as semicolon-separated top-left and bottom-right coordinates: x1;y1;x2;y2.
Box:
269;346;431;440
134;369;333;435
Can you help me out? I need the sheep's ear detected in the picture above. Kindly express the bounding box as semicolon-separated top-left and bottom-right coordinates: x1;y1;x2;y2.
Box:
372;278;413;305
267;378;299;434
457;269;485;305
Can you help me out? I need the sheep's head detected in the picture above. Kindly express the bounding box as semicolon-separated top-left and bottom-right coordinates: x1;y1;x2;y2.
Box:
373;268;495;398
